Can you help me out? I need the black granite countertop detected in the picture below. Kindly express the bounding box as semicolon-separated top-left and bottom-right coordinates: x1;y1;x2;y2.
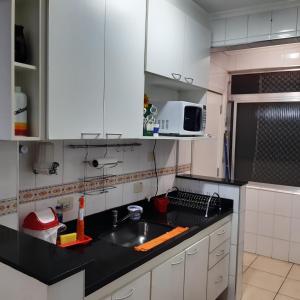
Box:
0;225;93;285
0;196;233;295
176;174;248;186
65;198;234;296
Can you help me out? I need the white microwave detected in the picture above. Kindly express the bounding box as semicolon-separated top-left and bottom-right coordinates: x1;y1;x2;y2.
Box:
157;101;206;136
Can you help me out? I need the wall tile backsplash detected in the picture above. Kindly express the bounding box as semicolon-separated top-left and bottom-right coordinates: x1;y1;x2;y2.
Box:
244;185;300;264
16;140;191;226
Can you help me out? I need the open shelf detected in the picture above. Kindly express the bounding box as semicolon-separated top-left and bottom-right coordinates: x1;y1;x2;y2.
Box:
14;62;37;71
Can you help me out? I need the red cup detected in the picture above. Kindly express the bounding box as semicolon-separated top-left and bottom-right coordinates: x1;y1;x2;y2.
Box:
153;196;170;214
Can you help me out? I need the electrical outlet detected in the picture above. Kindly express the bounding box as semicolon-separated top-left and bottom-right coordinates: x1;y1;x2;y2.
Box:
147;151;154;162
57;196;74;211
133;182;143;194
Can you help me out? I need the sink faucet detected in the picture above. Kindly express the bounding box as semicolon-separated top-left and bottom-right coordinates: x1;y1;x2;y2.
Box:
112;205;143;229
205;192;220;218
112;209;132;229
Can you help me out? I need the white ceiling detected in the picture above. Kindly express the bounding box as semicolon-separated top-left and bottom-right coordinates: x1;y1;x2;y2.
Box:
195;0;299;14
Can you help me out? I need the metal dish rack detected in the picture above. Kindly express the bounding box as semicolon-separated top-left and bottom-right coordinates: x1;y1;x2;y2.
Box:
167;190;221;214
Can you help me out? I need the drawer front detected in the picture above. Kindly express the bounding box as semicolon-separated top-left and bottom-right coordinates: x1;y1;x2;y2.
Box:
112;272;150;300
209;222;231;252
207;255;229;300
209;239;230;269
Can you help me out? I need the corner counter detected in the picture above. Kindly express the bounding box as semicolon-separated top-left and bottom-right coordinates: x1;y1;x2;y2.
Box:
175;174;247;300
0;225;93;300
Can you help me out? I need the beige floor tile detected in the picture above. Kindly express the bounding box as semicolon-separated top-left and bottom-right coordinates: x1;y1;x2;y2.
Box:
288;265;300;281
242;284;276;300
244;252;257;267
279;278;300;299
252;256;292;277
243;267;285;292
275;295;298;300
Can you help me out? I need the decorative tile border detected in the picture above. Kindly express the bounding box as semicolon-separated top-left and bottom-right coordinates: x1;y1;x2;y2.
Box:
19;164;191;204
0;198;17;216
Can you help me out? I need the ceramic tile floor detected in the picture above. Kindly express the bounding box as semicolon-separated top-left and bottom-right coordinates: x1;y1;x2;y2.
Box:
243;252;300;300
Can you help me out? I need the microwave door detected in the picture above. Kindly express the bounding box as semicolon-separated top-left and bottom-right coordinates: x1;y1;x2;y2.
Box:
183;106;202;133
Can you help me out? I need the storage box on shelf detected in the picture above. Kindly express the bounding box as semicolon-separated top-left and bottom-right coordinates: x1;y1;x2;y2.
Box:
0;0;44;141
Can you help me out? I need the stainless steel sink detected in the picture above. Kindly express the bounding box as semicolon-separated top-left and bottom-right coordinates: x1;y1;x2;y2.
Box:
98;221;173;248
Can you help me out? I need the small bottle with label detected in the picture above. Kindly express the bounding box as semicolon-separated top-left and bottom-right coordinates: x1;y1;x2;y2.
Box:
15;86;28;136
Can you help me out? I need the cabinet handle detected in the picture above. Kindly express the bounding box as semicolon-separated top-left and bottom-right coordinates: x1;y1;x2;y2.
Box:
187;248;199;256
114;288;135;300
106;133;122;139
217;230;226;236
81;133;101;139
216;250;225;256
171;73;182;80
171;258;184;265
214;276;224;284
185;77;194;84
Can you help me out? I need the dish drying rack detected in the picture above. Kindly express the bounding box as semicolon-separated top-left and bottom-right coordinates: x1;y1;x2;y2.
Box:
167;189;221;214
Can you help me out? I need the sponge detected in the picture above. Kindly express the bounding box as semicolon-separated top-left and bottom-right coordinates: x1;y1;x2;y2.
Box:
60;232;77;245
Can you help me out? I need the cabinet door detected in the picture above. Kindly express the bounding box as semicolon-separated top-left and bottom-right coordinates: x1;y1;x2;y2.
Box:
48;0;105;139
104;0;146;139
151;252;185;300
192;92;223;177
112;273;150;300
211;19;226;47
183;16;210;88
146;0;185;80
225;15;248;45
271;8;297;39
184;236;209;300
247;12;271;43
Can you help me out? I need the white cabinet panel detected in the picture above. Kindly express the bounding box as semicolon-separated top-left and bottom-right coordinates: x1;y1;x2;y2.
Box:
48;0;105;139
248;12;271;42
225;15;248;44
271;8;297;39
211;19;226;45
184;237;209;300
192;92;222;177
151;252;185;300
146;0;185;80
112;273;150;300
183;16;210;88
207;255;229;300
104;0;146;138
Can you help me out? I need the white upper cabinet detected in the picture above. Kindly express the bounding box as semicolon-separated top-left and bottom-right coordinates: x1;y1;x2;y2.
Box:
211;19;226;47
225;15;248;45
48;0;105;140
146;0;210;89
104;0;146;139
146;0;185;81
151;252;185;300
247;12;271;42
183;16;211;88
271;8;298;39
184;237;209;300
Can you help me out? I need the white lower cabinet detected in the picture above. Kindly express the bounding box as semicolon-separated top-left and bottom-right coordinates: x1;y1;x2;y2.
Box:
151;252;185;300
112;272;150;300
89;222;231;300
207;255;230;300
184;237;209;300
